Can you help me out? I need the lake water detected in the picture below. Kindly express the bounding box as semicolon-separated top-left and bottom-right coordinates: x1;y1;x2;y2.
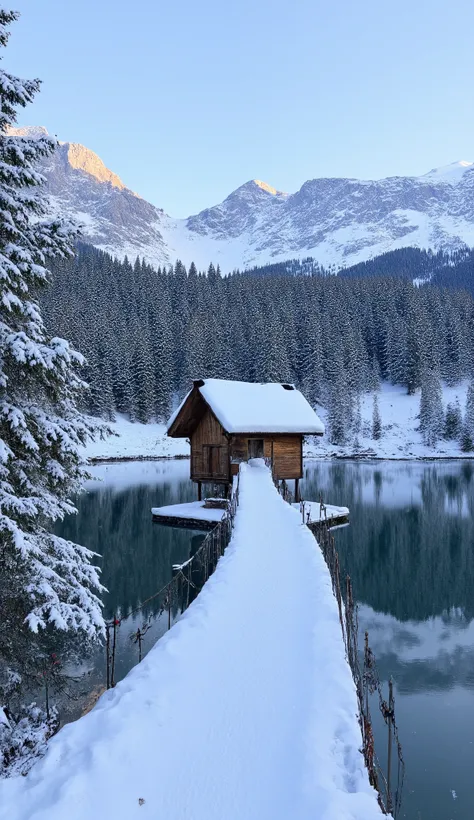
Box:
55;458;474;820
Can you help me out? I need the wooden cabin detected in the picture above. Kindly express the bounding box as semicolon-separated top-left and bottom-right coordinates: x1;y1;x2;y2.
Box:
167;378;325;498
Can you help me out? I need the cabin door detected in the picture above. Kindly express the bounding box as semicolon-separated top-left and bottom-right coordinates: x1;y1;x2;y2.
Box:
204;445;228;479
248;439;264;459
209;445;220;475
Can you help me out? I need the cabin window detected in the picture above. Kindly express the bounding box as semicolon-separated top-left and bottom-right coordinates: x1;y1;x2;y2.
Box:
248;439;264;459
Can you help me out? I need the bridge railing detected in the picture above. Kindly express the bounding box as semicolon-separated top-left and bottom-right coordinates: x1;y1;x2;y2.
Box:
104;471;240;690
268;464;404;817
307;507;405;817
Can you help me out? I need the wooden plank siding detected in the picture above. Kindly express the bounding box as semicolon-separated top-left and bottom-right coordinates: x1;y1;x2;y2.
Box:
271;436;302;479
228;434;302;480
190;406;230;483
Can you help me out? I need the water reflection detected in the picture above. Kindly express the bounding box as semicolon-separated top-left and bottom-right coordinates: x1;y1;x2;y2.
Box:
57;461;197;619
302;460;474;621
302;460;474;820
54;460;202;717
55;458;474;819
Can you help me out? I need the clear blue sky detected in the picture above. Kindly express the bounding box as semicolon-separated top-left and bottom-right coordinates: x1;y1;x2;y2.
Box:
6;0;474;216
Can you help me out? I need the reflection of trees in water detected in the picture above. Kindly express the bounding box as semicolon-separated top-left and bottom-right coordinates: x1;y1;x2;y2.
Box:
302;462;474;621
369;645;474;695
56;478;197;619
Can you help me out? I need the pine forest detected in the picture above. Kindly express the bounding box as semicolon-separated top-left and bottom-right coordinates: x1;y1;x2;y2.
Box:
43;243;474;447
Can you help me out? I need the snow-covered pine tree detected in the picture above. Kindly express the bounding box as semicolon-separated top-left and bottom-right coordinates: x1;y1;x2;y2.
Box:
0;8;105;759
419;368;444;446
461;380;474;451
132;325;155;422
444;400;462;440
372;394;382;440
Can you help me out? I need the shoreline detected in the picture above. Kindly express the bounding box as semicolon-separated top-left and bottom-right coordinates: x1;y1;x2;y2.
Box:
86;452;474;465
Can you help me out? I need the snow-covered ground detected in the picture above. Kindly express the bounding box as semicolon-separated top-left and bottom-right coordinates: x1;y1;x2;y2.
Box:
82;414;189;461
82;382;473;463
0;462;381;820
307;380;471;460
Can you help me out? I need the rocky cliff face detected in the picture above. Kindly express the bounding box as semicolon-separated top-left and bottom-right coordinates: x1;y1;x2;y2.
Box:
8;126;474;270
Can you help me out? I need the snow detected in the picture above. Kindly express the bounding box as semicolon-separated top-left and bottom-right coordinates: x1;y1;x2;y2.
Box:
170;378;325;435
293;501;349;523
12;123;474;272
81;414;190;461
0;461;381;820
305;380;472;460
79;382;473;464
151;500;225;523
421;160;474;185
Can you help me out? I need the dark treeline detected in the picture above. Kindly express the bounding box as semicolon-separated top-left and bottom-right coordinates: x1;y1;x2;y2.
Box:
42;243;474;443
242;246;474;297
339;246;474;293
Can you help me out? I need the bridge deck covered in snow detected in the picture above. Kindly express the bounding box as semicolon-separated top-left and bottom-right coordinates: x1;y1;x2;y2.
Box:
1;461;381;820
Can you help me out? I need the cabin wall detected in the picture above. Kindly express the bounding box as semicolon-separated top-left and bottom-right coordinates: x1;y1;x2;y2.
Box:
191;408;230;483
271;436;302;479
229;435;302;480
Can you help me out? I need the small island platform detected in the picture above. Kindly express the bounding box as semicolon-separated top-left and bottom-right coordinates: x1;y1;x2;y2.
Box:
151;500;227;530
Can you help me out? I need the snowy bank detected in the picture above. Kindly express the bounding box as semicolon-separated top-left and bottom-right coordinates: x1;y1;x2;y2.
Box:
307;381;473;460
0;462;381;820
81;414;190;461
81;383;474;464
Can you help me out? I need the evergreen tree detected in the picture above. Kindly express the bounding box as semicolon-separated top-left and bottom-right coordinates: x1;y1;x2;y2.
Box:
0;9;104;755
372;394;382;440
444;401;462;440
132;326;155;422
461;381;474;451
464;381;474;435
419;369;444;446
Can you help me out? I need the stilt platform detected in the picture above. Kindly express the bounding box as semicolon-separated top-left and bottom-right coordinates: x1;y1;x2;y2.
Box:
293;501;350;531
152;498;349;532
151;500;226;531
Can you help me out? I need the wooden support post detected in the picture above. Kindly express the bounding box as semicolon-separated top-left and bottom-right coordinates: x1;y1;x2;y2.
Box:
295;478;300;502
197;481;202;501
106;623;110;690
387;678;394;814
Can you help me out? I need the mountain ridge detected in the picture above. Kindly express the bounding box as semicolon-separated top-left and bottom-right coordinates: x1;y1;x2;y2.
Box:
7;125;474;270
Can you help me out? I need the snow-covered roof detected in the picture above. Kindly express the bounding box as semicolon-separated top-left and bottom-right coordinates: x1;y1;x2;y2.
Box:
167;378;324;436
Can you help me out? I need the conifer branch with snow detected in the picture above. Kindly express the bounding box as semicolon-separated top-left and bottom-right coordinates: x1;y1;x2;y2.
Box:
0;7;105;770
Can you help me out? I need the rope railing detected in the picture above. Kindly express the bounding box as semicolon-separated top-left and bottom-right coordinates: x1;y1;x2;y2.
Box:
312;505;405;817
104;473;240;689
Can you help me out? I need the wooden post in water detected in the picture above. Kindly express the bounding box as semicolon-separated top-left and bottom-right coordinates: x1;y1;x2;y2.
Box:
295;478;300;503
197;481;202;502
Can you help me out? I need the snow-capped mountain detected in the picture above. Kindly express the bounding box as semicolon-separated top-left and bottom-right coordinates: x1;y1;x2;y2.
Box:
8;126;474;270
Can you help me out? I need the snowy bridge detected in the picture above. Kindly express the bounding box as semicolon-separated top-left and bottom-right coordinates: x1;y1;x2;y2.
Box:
1;461;382;820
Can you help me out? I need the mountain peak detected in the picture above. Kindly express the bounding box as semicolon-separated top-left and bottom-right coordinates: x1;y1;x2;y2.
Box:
62;142;131;192
421;160;474;185
8;125;133;193
6;125;49;140
252;179;282;196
